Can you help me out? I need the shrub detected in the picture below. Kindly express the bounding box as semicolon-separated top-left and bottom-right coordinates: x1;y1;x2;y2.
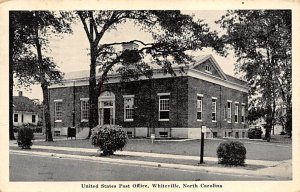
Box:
247;128;263;139
17;128;34;149
91;124;127;156
34;127;43;133
217;141;246;166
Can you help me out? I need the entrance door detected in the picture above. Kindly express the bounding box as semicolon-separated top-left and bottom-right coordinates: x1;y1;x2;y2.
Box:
98;91;116;125
103;108;111;124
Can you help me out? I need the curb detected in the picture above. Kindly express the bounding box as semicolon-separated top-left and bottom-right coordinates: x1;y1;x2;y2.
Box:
10;149;289;180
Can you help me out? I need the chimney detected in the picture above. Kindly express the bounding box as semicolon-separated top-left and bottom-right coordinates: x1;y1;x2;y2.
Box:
18;91;23;97
122;42;139;51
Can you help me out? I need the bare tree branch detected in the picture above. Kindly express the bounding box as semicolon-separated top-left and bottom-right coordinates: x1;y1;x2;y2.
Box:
77;11;92;43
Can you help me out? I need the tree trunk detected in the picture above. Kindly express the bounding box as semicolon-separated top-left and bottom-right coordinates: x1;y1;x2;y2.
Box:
9;12;16;140
41;82;53;141
264;105;272;142
9;72;15;140
88;43;99;138
285;105;292;138
34;15;53;142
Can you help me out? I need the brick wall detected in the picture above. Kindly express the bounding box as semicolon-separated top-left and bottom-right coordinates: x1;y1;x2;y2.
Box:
187;77;248;137
49;76;190;131
49;75;248;138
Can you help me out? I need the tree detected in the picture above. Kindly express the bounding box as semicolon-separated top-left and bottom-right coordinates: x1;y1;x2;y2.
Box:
10;11;72;141
76;11;225;135
218;10;292;140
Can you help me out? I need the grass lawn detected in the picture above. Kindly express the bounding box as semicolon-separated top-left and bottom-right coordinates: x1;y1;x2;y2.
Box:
10;146;265;171
33;136;292;161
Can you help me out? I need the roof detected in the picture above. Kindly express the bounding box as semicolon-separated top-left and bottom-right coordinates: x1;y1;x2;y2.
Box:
61;54;247;87
13;96;39;112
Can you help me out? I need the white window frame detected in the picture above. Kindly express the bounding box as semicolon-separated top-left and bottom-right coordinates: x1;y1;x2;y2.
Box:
32;114;36;123
123;95;134;122
241;103;245;124
212;97;217;122
158;93;170;121
235;102;239;123
227;100;232;123
54;99;63;122
197;94;203;121
205;65;212;74
14;114;18;122
80;98;89;122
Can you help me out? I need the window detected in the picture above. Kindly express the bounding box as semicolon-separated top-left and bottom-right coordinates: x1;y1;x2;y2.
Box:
158;93;170;121
32;115;36;123
212;97;217;122
197;94;203;121
54;100;63;122
21;114;24;123
241;104;245;123
124;95;134;121
235;103;239;123
205;65;211;73
80;98;89;122
227;101;232;123
14;114;18;122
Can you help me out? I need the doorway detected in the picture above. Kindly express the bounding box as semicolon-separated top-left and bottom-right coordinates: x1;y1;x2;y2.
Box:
98;91;115;125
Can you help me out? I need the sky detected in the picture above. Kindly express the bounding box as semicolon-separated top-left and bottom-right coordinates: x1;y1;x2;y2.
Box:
13;10;237;101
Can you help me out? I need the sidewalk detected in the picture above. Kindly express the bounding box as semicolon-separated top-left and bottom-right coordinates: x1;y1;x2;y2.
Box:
9;142;292;180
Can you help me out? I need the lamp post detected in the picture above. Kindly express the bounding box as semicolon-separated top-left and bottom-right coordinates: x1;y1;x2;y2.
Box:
72;80;76;127
199;125;206;164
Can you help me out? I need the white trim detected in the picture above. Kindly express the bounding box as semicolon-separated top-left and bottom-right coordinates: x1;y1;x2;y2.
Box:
227;101;232;123
197;94;203;121
55;120;62;123
235;101;239;104
241;104;246;124
123;95;135;98
157;92;170;96
80;99;89;122
123;95;134;122
158;119;169;122
234;103;239;123
49;68;248;93
54;99;62;102
124;119;134;122
188;69;248;93
212;97;217;122
158;94;170;121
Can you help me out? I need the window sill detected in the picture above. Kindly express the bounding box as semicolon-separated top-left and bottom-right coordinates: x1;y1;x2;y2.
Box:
81;120;88;122
212;121;217;123
55;120;62;123
124;119;134;122
197;120;203;122
159;119;169;122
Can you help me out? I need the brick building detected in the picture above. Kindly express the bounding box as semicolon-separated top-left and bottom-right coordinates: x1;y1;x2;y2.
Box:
49;54;248;139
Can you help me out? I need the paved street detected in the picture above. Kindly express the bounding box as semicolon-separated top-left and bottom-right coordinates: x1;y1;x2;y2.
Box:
10;153;275;181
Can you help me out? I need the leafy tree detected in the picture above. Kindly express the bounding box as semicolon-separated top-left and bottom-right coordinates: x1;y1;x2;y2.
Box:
76;10;225;135
218;10;292;140
10;11;72;141
247;106;265;124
